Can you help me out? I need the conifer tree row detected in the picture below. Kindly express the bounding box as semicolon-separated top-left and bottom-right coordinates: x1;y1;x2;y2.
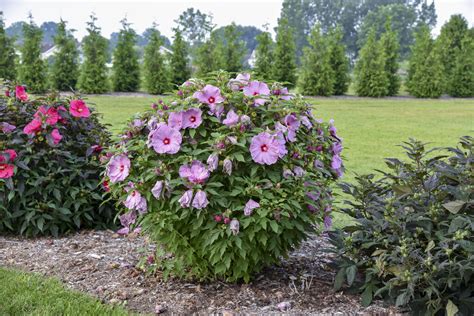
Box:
143;25;169;94
0;11;17;81
170;28;191;86
254;26;273;81
272;18;297;88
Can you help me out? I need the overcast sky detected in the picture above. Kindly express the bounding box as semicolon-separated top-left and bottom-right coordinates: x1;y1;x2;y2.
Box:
2;0;473;40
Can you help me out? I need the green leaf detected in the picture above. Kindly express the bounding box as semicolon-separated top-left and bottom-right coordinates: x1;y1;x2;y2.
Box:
346;265;357;286
361;286;373;306
334;268;345;290
234;153;245;162
443;201;465;214
269;221;279;233
446;300;459;316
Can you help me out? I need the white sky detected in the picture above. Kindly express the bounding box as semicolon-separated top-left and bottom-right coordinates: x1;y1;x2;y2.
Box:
2;0;473;40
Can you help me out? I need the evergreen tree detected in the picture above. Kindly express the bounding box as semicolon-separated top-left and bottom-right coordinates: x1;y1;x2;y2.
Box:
170;29;191;85
380;18;400;96
327;26;350;95
437;14;469;82
195;31;224;77
222;23;246;73
78;14;109;94
354;28;388;97
447;35;474;97
19;14;47;93
50;19;79;91
0;12;17;81
298;24;334;96
143;25;169;94
406;24;444;98
272;18;297;87
254;26;274;81
112;18;140;92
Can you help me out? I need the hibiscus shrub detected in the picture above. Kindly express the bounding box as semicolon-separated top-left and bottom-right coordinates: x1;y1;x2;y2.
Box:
329;137;473;315
0;85;116;236
105;72;343;282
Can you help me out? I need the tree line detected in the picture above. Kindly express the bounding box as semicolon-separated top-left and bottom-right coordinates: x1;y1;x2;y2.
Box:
0;10;473;97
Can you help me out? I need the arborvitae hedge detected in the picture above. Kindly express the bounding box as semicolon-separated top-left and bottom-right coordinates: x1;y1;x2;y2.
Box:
195;32;225;77
78;14;109;94
50;19;79;91
254;29;273;81
298;24;334;96
380;19;400;96
447;35;474;97
222;23;246;73
407;25;444;98
112;18;140;92
328;26;350;95
170;29;191;86
272;18;297;88
354;28;388;97
19;15;47;94
0;12;17;81
143;26;169;94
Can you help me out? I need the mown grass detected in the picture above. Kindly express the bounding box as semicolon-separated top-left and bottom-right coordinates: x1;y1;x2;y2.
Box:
0;267;132;316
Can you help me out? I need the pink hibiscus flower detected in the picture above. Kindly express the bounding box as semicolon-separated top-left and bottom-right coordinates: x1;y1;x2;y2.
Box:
23;119;42;135
222;109;239;127
15;85;28;101
250;132;286;165
51;129;63;145
182;108;203;129
148;123;182;154
243;81;270;106
0;163;14;179
179;160;210;184
106;154;131;183
35;106;59;125
193;85;225;106
69;100;91;118
168;111;184;130
1;149;17;162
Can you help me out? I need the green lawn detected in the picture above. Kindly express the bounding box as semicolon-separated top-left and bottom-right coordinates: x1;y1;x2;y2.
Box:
89;95;474;179
0;267;132;316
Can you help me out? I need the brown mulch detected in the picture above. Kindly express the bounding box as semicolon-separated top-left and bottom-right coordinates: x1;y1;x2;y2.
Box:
0;230;402;315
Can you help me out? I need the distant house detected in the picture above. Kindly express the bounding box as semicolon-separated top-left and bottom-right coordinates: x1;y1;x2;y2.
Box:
247;49;256;68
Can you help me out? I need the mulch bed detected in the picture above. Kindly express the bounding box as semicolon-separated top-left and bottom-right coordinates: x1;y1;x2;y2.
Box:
0;230;402;315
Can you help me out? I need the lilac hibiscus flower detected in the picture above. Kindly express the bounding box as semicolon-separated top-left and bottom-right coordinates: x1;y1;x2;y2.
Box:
117;211;137;235
182;108;203;129
228;73;251;91
193;85;225;111
207;153;219;172
148;123;182;154
244;199;260;216
222;109;239;126
107;154;131;183
250;132;286;165
243;81;270;106
223;158;232;175
168;112;183;129
152;180;164;199
180;160;210;184
179;190;193;208
192;190;209;209
229;219;240;235
272;87;293;100
284;114;300;142
1;122;16;133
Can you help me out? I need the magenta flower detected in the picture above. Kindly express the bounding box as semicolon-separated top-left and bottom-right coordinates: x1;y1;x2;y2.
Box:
244;199;260;216
69;100;91;118
229;219;240;235
35;106;59;125
51;129;62;145
23;119;42;135
1;122;16;133
168;112;183;130
192;190;209;209
1;149;17;162
243;81;270;106
207;153;219;172
250;132;286;165
180;160;210;184
223;158;232;175
222;109;239;127
152;180;164;199
15;85;28;101
182;108;202;129
193;85;225;106
149;123;182;154
0;163;14;179
107;154;131;183
179;189;193;208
